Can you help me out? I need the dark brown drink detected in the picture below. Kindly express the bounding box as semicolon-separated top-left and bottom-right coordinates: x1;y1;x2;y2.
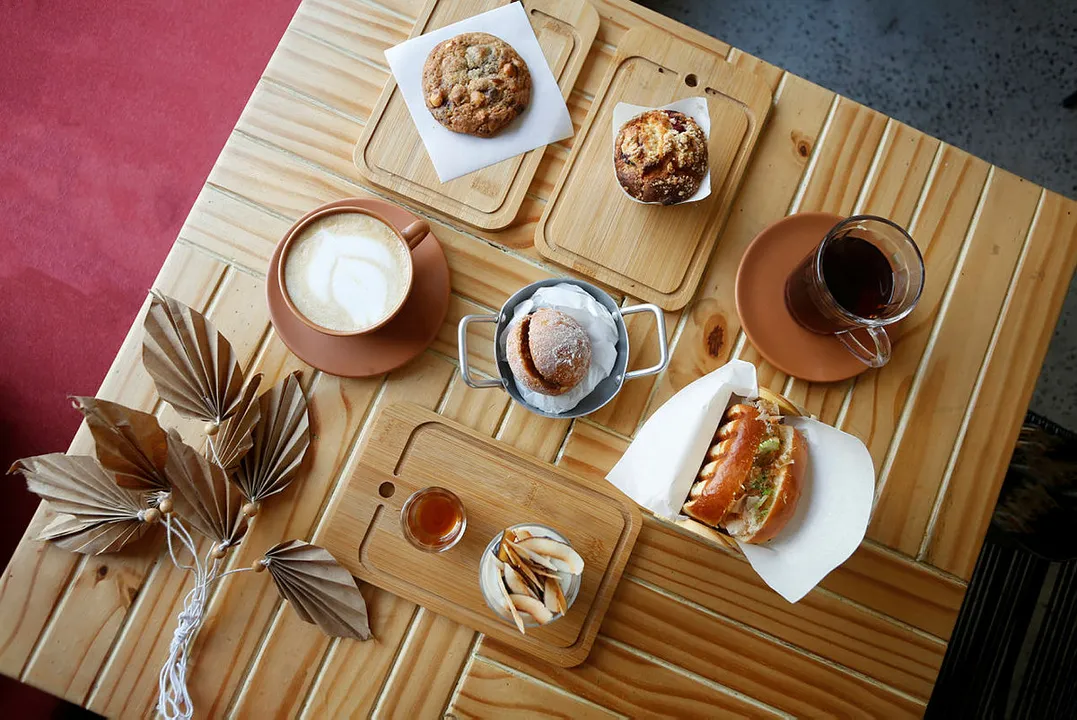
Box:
782;215;922;368
785;235;895;334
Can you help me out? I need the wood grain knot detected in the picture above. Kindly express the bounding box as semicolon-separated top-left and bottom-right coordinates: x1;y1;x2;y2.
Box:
95;564;108;581
704;316;726;357
791;131;812;159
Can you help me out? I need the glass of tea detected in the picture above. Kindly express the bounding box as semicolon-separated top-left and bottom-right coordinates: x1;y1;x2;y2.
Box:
784;215;924;368
400;487;466;553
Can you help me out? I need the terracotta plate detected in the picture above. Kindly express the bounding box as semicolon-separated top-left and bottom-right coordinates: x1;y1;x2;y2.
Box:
735;212;869;383
267;198;451;378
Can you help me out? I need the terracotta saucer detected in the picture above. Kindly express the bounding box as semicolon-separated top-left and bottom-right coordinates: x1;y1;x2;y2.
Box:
735;212;869;383
267;198;451;378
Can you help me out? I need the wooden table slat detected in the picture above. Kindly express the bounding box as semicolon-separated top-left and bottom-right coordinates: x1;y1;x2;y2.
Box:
925;190;1077;577
736;97;890;392
601;580;925;717
783;121;940;422
840;146;991;473
868;169;1043;558
628;518;945;699
481;635;785;719
449;657;622;719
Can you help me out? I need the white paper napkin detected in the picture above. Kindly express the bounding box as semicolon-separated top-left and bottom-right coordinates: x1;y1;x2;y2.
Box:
738;416;875;602
606;360;876;603
498;284;618;414
612;98;712;204
384;2;574;181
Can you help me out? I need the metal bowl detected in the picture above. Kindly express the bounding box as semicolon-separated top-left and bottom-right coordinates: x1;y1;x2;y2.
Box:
457;278;668;419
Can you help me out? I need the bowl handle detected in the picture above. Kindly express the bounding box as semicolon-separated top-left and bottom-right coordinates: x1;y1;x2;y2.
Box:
621;303;669;381
458;314;503;389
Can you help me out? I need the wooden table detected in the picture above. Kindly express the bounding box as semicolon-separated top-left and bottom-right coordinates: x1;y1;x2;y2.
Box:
3;0;1076;717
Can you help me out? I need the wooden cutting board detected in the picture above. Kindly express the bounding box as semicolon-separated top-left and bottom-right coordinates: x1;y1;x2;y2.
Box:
320;403;642;667
354;0;599;230
534;28;773;310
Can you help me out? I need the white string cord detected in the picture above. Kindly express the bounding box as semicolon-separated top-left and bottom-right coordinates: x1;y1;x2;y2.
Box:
163;513;195;571
205;435;223;468
157;516;252;720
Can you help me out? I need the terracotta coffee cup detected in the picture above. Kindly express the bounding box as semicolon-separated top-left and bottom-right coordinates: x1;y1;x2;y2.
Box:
277;205;430;337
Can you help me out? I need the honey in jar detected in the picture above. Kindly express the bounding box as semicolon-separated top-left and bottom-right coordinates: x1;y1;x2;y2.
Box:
401;487;466;552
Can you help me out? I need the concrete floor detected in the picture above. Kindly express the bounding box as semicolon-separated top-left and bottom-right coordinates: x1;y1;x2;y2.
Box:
645;0;1077;429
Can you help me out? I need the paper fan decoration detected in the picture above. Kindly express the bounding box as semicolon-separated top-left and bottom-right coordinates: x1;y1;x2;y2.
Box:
142;292;247;428
206;374;263;470
9;454;153;554
165;430;246;550
233;372;310;506
72;396;170;491
260;540;371;640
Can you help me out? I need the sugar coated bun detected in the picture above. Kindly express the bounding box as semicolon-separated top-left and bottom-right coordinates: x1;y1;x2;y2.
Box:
506;308;592;396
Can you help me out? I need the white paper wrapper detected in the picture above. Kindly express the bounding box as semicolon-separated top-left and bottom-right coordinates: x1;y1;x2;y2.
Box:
606;360;875;603
384;3;574;182
498;284;618;414
612;98;712;205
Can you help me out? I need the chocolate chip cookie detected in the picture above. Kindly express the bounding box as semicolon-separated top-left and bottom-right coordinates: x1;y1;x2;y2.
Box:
614;109;708;205
422;32;531;137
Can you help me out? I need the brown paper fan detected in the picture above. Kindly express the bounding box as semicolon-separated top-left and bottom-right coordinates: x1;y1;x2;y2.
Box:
8;454;153;554
39;512;150;555
206;374;263;470
261;540;371;640
233;372;310;505
72;396;170;491
142;292;246;427
165;429;246;548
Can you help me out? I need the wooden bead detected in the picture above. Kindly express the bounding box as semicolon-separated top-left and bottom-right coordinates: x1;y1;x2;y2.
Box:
158;496;174;515
252;559;267;573
204;421;220;436
142;508;161;524
211;545;228;560
242;502;259;518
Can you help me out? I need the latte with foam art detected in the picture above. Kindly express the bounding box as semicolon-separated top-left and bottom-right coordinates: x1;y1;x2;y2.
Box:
283;212;410;333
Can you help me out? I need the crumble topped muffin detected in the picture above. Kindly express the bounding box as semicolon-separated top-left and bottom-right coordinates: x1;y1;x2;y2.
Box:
614;109;708;204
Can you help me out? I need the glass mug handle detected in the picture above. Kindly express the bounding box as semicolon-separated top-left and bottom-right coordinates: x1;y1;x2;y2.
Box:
836;327;891;368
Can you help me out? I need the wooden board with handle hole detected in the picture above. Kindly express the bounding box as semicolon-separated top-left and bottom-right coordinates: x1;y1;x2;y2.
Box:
354;0;599;230
535;27;773;310
320;403;641;667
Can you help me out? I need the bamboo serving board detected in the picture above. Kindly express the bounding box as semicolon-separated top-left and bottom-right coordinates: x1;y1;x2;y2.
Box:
320;403;642;667
535;28;774;310
354;0;599;230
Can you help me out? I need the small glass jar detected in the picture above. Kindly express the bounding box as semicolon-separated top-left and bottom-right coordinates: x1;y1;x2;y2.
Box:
478;523;581;628
400;487;466;553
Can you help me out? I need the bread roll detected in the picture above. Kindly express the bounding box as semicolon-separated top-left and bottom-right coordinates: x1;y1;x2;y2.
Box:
682;399;805;543
506;308;591;396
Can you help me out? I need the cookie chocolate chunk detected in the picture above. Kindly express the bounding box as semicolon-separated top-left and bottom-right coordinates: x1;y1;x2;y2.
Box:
422;32;532;137
614;109;708;205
